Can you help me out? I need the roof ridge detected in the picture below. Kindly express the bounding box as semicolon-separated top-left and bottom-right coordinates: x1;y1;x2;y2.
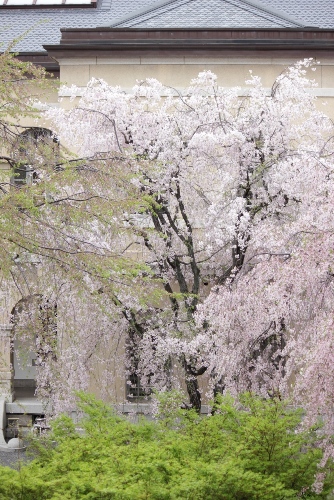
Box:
238;0;305;27
109;0;190;27
109;0;305;28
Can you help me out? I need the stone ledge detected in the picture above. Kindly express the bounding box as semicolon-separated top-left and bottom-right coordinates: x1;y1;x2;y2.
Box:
6;401;44;414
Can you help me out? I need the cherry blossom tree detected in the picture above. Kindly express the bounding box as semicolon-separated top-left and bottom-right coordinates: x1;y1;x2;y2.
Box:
2;51;332;486
46;58;334;427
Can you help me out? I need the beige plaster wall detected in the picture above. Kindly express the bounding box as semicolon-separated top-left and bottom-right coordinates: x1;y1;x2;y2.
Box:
59;55;334;117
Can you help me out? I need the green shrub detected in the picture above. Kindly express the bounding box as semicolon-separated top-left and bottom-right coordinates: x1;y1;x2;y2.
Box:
0;392;332;499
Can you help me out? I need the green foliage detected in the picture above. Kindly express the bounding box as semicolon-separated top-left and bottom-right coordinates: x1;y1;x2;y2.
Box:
0;48;58;276
0;49;153;302
0;48;53;125
0;392;332;499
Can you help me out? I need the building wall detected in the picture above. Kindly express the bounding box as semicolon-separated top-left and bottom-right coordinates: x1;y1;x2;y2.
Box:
59;53;334;116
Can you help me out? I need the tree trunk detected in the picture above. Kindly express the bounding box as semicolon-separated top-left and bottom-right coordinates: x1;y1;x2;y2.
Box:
185;372;202;413
181;355;204;413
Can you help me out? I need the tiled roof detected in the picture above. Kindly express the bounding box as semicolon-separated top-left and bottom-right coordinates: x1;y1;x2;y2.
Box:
0;0;333;53
259;0;334;28
0;0;157;52
111;0;302;29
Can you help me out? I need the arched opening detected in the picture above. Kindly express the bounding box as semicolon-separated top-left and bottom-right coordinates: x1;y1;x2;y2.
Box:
11;127;59;187
11;296;38;398
11;295;57;400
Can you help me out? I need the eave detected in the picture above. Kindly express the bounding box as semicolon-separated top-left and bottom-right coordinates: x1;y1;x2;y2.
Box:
16;52;60;76
43;27;334;61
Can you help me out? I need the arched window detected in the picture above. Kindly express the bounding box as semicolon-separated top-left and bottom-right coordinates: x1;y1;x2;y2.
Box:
11;127;59;187
11;295;57;397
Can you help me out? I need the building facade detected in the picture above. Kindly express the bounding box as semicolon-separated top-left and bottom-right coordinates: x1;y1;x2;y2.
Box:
1;0;334;442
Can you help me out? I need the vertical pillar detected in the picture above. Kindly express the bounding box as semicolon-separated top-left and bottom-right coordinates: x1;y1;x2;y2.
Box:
0;325;13;402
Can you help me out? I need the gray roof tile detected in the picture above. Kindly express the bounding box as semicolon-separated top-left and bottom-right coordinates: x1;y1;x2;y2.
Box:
111;0;300;29
0;0;157;52
257;0;334;28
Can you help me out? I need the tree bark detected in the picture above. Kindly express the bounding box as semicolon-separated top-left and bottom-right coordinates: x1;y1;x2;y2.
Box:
185;372;202;413
181;355;207;413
